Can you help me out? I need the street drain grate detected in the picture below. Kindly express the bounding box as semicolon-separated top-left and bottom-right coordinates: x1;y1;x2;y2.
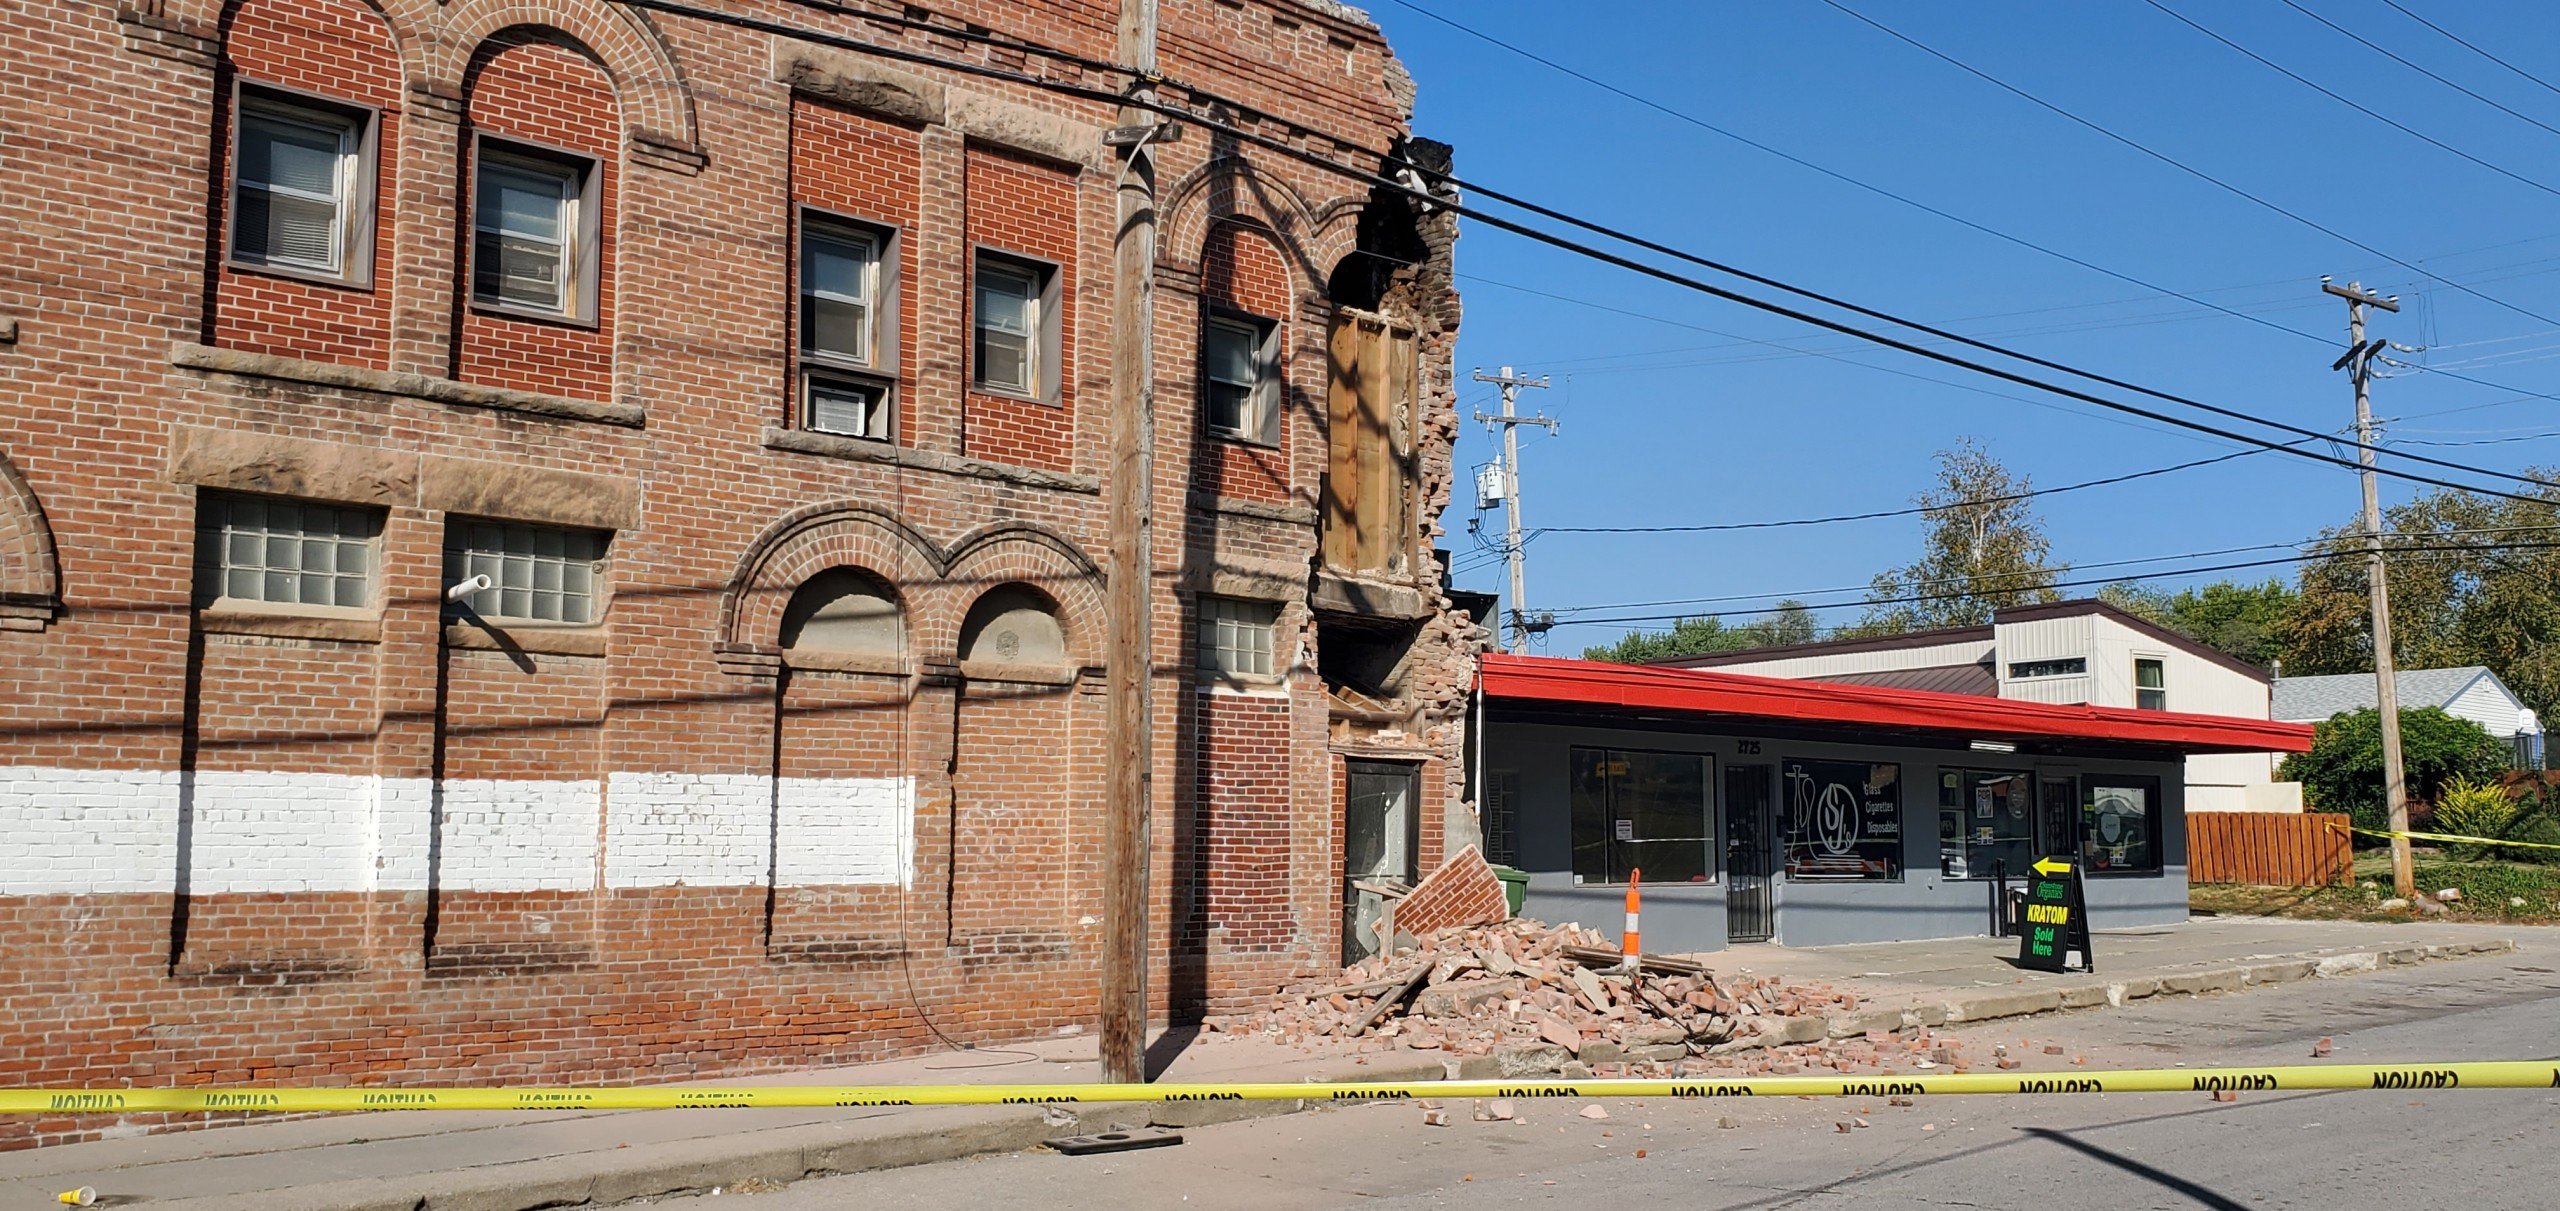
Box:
1048;1128;1186;1156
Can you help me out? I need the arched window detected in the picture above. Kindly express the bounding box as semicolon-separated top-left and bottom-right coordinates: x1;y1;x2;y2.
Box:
779;568;902;655
959;584;1065;667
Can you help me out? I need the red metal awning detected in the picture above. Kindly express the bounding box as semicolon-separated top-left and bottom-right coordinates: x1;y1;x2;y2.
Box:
1481;654;2313;754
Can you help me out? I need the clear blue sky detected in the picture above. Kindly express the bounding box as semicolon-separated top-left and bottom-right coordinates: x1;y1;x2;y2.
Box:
1368;0;2560;650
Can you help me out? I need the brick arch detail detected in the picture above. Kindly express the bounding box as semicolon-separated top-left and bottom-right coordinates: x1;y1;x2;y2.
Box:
721;503;944;654
0;450;61;626
217;0;422;81
431;0;698;157
940;523;1104;666
1160;154;1354;290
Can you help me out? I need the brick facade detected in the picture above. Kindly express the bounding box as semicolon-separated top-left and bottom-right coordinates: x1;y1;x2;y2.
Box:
0;0;1475;1148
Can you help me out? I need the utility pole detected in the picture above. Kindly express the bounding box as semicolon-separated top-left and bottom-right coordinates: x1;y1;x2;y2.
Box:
2325;276;2412;900
1472;366;1554;652
1100;0;1161;1086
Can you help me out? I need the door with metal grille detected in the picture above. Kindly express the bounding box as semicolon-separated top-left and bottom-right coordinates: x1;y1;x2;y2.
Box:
1725;764;1776;943
1342;762;1420;964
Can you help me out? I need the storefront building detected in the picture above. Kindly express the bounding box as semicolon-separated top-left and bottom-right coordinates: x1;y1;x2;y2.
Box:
1479;655;2313;951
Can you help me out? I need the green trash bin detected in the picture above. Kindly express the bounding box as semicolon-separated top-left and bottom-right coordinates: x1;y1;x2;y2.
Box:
1491;865;1530;918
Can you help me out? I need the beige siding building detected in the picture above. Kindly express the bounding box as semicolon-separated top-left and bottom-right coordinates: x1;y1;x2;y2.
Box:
1660;600;2303;813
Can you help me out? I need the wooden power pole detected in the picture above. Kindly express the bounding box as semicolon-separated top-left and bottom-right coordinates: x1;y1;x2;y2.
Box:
1099;0;1162;1086
2325;276;2413;900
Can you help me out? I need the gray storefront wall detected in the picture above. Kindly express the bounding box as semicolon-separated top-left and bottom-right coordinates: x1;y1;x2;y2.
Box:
1490;717;2189;952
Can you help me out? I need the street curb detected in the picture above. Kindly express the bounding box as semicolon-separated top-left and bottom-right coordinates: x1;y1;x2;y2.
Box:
134;1061;1452;1211
1911;938;2514;1031
128;942;2516;1208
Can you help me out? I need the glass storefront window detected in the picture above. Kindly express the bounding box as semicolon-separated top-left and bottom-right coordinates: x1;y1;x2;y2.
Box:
1939;769;2034;880
2083;777;2162;874
1570;747;1714;885
1781;759;1902;880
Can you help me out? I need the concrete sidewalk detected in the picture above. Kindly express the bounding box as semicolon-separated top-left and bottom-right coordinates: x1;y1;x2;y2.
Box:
0;917;2527;1211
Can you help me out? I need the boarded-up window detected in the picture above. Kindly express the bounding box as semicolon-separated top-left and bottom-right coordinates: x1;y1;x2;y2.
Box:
1323;312;1416;574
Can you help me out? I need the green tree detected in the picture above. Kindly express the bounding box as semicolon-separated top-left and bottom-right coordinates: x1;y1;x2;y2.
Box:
2098;579;2296;668
1859;439;2066;633
1582;601;1819;664
2276;474;2560;721
2278;706;2510;833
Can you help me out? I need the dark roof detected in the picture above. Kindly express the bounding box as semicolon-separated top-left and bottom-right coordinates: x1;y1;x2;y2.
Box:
1651;599;2272;685
1807;662;1999;697
1484;655;2314;754
1653;622;1992;669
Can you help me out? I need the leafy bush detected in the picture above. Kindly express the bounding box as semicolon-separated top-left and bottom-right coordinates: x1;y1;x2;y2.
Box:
2409;860;2560;908
2505;814;2560;867
2433;776;2521;860
2279;707;2510;837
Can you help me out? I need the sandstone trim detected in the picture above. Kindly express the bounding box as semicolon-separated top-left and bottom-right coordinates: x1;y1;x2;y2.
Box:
169;425;416;507
946;88;1099;169
443;622;610;658
760;426;1101;494
199;607;384;644
419;454;640;531
1188;491;1318;526
170;342;644;428
774;44;946;126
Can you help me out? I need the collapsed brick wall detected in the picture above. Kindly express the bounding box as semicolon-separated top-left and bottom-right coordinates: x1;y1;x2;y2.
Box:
0;0;1462;1147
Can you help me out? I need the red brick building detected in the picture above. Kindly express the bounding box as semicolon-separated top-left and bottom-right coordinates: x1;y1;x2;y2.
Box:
0;0;1472;1145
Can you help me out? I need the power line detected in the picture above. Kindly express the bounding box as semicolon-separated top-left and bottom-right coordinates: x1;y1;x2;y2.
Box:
1548;538;2560;629
1546;522;2560;617
1816;0;2560;331
2273;0;2560;143
1536;444;2290;536
1369;0;2335;350
630;0;2558;505
2377;0;2560;104
2139;0;2560;201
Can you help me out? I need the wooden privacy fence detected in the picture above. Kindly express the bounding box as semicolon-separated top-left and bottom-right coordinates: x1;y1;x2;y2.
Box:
2188;811;2354;887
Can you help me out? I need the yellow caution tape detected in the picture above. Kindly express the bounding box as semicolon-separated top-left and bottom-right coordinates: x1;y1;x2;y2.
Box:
4;1062;2555;1113
2324;821;2560;852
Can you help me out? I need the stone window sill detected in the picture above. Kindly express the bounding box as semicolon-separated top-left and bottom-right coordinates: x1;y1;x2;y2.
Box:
762;426;1098;494
958;659;1078;687
199;605;384;643
444;621;608;657
172;341;643;429
783;648;911;677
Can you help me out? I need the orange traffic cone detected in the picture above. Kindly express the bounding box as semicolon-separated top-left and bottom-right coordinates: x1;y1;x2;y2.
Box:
1620;868;1643;970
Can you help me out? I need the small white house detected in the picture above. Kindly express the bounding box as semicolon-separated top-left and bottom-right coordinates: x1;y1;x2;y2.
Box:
1659;599;2304;812
2273;667;2542;765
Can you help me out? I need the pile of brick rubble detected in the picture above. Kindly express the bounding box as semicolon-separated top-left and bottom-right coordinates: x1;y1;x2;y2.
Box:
1209;918;1975;1077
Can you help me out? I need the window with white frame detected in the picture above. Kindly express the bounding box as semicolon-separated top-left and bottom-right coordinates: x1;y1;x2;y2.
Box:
195;493;380;611
2008;657;2087;679
444;520;606;625
1196;596;1278;678
2135;657;2167;711
232;88;368;278
1203;312;1280;442
973;253;1050;398
800;215;894;439
472;144;593;318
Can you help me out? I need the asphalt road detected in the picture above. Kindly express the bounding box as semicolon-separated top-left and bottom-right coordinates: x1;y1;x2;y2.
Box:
652;948;2560;1209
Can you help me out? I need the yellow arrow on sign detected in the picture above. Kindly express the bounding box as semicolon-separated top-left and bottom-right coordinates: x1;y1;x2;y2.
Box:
2032;857;2074;877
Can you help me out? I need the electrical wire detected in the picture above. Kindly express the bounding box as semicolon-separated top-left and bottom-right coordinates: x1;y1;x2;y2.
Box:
1546;522;2560;617
2273;0;2560;143
1546;538;2560;629
1536;443;2292;536
1369;0;2336;351
623;0;2559;506
2378;0;2560;102
1817;0;2560;331
2138;0;2560;202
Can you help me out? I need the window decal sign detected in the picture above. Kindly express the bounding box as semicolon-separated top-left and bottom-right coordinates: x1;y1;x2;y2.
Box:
1781;759;1900;880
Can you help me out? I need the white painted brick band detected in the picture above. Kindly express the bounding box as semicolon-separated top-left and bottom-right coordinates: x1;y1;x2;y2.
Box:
0;767;914;895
